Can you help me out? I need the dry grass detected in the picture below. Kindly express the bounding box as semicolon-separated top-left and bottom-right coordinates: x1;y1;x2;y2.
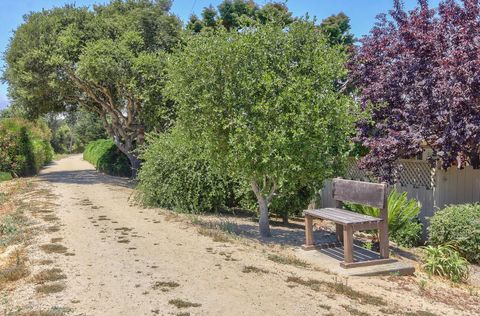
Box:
42;215;59;222
50;237;63;243
267;253;310;268
40;243;68;254
153;281;180;292
286;276;384;306
341;304;369;316
46;226;61;233
242;265;269;274
0;262;29;285
33;268;66;284
35;282;66;294
38;259;54;265
21;307;72;316
197;227;232;243
169;299;202;309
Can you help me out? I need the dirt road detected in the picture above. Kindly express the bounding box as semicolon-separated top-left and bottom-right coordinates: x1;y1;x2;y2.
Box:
2;154;478;316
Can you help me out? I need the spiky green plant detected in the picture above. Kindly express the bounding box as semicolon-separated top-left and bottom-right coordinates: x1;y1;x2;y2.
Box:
422;244;470;283
345;190;422;247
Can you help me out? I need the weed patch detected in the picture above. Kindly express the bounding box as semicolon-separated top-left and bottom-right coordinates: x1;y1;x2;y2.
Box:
33;268;66;284
286;276;384;306
0;262;29;284
153;281;180;292
267;253;309;268
35;282;66;294
46;226;61;233
38;259;54;265
40;243;68;254
21;307;72;316
341;304;369;316
197;227;232;243
169;299;201;309
242;265;269;274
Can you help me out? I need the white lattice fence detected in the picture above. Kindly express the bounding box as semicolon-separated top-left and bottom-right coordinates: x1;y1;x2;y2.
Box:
343;158;435;189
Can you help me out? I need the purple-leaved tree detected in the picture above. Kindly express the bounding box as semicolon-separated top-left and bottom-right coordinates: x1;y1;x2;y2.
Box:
351;0;480;181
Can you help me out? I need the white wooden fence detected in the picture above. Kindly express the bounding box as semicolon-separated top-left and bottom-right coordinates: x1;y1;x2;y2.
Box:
320;159;480;238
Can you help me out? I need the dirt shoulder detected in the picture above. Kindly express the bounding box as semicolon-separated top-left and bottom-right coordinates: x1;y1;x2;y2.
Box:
1;154;479;316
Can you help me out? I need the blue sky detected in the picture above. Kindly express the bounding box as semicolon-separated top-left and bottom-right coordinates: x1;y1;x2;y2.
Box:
0;0;441;109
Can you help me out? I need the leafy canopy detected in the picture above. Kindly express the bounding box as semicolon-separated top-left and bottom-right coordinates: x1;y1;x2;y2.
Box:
351;0;480;179
167;19;359;235
3;0;182;174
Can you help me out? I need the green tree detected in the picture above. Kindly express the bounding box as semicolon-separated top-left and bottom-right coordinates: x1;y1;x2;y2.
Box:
187;0;292;32
319;12;354;46
3;0;181;177
166;20;359;236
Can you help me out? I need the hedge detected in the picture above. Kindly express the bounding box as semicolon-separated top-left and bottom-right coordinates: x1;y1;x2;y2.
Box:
83;139;131;177
0;118;53;177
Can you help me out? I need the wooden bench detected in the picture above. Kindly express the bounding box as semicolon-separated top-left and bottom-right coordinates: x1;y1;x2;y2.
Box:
303;178;393;268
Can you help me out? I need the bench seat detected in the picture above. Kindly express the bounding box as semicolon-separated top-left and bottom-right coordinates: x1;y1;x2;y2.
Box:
305;208;382;225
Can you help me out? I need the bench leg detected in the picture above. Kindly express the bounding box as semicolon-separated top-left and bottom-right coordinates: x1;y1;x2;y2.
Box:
379;221;389;259
336;224;343;243
303;215;314;249
343;225;353;263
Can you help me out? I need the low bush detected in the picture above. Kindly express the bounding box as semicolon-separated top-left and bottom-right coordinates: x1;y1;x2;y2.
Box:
137;129;238;213
83;139;131;177
0;118;53;177
0;172;12;182
428;204;480;263
346;190;423;247
422;244;470;283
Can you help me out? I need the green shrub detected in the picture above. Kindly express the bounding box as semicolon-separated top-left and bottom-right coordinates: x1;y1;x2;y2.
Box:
0;172;12;182
83;139;131;177
428;204;480;263
137;129;238;213
422;244;470;283
0;118;53;176
345;190;422;247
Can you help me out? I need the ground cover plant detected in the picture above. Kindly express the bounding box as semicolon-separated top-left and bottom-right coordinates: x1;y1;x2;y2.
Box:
83;139;131;177
166;18;359;236
428;203;480;263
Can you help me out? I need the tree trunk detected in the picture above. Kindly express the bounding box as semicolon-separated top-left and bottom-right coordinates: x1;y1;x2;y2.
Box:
251;180;276;238
127;153;141;179
282;211;289;225
256;194;271;237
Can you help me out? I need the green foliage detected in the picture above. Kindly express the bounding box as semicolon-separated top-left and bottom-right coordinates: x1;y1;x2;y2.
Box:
187;0;294;32
166;19;358;235
428;204;480;263
46;108;107;154
0;118;53;176
0;172;12;182
319;12;354;46
83;139;130;177
4;1;182;169
422;244;470;283
137;129;239;213
71;109;107;150
346;190;422;247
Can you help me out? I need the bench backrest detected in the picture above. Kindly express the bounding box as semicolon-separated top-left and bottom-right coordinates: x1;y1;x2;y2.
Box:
332;178;387;211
